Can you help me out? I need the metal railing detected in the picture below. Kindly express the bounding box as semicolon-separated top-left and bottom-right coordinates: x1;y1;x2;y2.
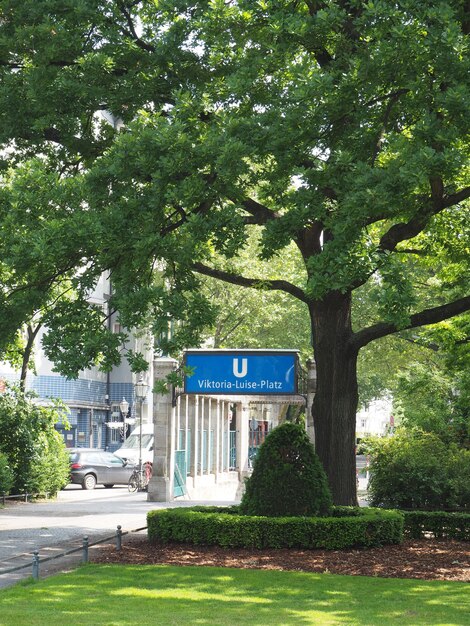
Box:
1;491;52;505
0;524;147;582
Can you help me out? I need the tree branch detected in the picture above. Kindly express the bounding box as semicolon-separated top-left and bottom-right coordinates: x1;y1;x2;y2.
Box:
232;197;278;225
364;88;410;108
160;173;218;236
395;248;428;256
378;185;470;253
371;90;407;165
192;262;309;303
399;334;440;352
41;127;107;158
116;2;156;53
442;186;470;208
0;60;78;69
351;295;470;350
160;205;188;237
215;317;246;347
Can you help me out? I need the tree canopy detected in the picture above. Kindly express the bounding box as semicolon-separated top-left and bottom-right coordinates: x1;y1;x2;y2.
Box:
0;0;469;503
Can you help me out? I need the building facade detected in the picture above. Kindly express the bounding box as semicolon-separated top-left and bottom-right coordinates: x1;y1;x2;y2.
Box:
355;397;394;445
0;274;151;452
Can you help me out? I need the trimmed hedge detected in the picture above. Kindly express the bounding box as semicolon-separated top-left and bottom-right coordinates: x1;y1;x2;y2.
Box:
147;505;404;550
402;510;470;541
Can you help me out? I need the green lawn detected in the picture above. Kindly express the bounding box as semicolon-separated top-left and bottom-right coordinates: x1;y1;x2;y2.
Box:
0;565;468;626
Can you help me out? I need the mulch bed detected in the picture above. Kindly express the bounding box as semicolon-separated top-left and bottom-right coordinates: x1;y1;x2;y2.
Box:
91;535;470;582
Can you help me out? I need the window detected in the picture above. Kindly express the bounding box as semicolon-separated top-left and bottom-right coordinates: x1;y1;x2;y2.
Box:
110;429;122;444
102;453;124;466
82;452;103;464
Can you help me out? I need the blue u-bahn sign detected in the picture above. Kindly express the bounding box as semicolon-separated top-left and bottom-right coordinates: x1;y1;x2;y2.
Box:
183;350;298;395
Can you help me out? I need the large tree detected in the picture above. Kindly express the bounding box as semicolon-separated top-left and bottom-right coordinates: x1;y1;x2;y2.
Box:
0;1;469;504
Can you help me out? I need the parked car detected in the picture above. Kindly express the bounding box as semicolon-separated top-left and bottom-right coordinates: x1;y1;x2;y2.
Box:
69;449;135;490
114;424;154;466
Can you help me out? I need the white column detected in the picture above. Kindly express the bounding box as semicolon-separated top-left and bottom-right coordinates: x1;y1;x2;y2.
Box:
191;395;199;486
215;399;221;482
176;394;181;449
184;395;189;469
225;401;230;471
220;401;225;472
169;399;176;499
207;398;212;474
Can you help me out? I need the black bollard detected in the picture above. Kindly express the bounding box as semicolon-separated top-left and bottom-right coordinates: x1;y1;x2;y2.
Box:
32;551;40;580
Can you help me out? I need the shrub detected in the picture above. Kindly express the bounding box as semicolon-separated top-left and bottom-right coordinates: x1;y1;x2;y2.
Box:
447;449;470;511
0;452;14;494
367;430;470;511
402;510;470;541
0;387;70;496
240;422;333;517
147;506;404;549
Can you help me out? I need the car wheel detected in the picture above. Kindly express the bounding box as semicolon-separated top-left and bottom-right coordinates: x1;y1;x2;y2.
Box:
103;484;114;488
82;474;97;490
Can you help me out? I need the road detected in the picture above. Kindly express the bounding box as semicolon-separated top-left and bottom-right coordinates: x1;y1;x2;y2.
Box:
0;485;232;588
0;463;369;589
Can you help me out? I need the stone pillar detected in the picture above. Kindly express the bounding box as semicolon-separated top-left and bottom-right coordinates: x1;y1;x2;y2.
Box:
147;356;178;502
199;396;205;477
306;358;317;445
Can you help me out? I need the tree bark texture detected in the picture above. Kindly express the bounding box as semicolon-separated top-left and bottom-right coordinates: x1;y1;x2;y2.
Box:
20;324;40;392
310;293;359;506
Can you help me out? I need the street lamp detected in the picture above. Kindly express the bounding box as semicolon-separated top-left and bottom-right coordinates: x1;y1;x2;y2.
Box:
134;375;149;488
120;397;129;421
119;397;135;439
106;397;135;440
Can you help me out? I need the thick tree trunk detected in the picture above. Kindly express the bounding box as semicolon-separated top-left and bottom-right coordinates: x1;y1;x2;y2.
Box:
310;293;359;506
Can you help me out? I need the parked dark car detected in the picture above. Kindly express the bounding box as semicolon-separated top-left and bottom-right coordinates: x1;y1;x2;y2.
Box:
69;449;135;490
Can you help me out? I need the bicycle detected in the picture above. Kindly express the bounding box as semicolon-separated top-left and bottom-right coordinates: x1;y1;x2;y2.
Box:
127;463;150;493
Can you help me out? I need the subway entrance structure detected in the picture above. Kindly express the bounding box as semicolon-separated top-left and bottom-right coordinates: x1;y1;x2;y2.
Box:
147;350;316;502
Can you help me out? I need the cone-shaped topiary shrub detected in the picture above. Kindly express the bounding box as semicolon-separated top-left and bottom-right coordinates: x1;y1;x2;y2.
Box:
240;422;333;517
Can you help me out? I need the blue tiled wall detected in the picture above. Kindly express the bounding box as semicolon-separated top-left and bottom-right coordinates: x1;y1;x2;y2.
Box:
57;408;110;449
109;383;135;408
29;375;107;403
6;374;137;451
14;374;136;410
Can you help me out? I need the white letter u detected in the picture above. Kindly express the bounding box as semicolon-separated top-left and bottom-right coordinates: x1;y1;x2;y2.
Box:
233;358;248;378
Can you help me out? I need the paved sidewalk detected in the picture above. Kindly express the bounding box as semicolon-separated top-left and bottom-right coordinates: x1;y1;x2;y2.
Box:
0;534;103;588
0;489;234;589
0;482;369;590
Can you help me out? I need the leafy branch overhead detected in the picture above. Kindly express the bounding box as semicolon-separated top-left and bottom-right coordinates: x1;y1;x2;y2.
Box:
0;0;469;503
